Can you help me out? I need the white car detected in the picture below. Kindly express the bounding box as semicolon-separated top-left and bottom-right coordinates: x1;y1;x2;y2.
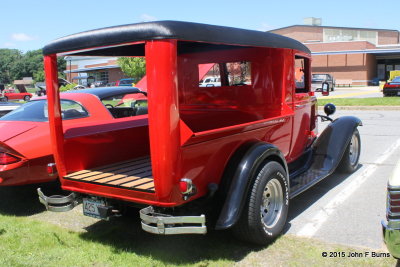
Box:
199;77;221;87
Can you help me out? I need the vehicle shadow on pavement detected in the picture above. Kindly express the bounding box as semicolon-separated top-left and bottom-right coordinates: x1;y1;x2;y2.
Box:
0;181;62;216
79;212;265;264
284;165;363;232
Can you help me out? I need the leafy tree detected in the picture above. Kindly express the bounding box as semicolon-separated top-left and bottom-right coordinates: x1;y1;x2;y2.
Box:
0;49;23;83
117;57;146;82
0;48;67;84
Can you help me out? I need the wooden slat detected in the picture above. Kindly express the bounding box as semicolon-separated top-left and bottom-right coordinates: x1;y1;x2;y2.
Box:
64;157;154;192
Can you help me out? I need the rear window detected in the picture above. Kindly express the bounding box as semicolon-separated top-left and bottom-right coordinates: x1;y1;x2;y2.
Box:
0;100;89;122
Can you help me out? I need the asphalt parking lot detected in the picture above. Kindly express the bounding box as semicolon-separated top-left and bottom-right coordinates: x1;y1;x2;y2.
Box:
288;108;400;251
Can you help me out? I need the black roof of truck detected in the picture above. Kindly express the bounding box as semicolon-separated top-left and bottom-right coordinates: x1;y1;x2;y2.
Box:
43;21;310;55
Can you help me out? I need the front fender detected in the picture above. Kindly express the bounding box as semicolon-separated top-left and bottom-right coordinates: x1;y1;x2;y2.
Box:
215;142;288;230
312;116;362;172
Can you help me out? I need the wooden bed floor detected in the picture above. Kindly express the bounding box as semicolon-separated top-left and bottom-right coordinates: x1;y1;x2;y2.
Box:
64;156;154;192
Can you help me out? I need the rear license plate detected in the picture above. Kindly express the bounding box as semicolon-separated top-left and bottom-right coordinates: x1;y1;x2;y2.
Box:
397;92;400;96
83;198;106;219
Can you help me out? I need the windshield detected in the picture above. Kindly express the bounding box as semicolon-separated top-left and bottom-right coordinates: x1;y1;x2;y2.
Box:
312;74;327;80
392;77;400;83
0;99;89;122
119;79;134;85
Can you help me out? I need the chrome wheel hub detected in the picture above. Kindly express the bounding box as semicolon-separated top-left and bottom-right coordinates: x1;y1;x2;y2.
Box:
261;178;283;229
349;133;360;166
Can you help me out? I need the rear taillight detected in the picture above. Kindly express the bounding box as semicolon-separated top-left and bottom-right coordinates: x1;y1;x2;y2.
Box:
0;152;20;165
388;188;400;220
47;163;57;175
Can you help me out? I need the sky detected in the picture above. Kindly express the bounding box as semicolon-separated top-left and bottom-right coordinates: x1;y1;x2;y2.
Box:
1;0;398;52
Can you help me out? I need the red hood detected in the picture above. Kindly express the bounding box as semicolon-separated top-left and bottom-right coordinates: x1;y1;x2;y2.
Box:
0;121;39;142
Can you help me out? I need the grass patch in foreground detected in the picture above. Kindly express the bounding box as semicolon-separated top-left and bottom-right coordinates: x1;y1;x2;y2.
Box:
0;213;395;267
318;97;400;106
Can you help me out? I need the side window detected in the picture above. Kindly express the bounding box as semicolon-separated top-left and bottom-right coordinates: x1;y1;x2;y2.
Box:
295;56;309;93
198;61;252;87
60;100;89;120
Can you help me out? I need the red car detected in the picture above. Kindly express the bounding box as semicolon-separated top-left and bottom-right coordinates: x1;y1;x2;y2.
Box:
0;87;147;186
2;88;32;102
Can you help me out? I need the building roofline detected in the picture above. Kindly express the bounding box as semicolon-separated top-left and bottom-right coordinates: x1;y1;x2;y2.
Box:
270;24;399;33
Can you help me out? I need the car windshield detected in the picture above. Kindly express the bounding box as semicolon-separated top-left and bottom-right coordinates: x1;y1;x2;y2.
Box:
0;99;89;122
101;93;147;108
392;77;400;83
119;79;134;85
312;74;327;80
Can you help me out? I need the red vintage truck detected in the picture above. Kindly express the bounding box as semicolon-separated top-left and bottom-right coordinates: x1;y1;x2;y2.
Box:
38;21;361;245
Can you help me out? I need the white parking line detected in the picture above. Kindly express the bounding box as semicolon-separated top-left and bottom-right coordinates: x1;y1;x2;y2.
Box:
296;137;400;238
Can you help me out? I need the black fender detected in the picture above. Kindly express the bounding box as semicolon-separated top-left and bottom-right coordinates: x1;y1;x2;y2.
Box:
312;116;362;172
215;141;288;230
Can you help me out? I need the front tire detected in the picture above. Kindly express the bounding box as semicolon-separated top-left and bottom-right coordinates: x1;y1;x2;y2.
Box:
337;128;361;173
233;161;289;245
24;95;30;101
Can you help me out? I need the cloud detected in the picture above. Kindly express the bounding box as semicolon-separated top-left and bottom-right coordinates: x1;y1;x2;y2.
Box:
139;14;157;22
258;23;274;32
11;33;35;42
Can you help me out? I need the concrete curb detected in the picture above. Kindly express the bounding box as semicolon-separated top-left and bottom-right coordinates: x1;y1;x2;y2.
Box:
318;106;400;110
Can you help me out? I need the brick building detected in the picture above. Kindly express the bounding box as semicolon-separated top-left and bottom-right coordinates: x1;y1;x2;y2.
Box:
270;24;400;85
64;56;127;86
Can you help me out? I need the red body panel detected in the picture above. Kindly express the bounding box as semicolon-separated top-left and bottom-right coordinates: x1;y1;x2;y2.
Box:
46;39;315;207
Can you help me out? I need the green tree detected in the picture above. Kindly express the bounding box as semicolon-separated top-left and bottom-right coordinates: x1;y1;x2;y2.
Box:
0;48;67;84
0;49;23;83
117;57;146;82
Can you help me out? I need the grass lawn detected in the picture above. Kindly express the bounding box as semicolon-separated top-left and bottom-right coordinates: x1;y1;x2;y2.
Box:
318;97;400;106
0;211;395;266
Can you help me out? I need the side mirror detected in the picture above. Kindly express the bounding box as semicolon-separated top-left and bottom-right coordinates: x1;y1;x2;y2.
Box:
322;82;330;96
324;103;336;116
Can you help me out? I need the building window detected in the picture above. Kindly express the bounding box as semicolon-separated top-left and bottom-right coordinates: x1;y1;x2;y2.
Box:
87;71;109;83
323;29;377;45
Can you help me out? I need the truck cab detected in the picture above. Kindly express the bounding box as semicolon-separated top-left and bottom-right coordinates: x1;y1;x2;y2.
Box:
39;21;362;245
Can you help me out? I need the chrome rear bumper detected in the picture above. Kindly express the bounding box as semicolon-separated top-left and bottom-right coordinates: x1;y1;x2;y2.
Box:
37;188;79;212
140;206;207;235
382;220;400;259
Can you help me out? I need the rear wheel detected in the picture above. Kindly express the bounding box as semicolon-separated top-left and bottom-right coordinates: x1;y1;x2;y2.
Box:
337;128;361;173
2;96;8;102
24;95;30;101
233;161;289;245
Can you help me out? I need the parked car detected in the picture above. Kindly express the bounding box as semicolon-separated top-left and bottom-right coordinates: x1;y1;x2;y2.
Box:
199;76;221;87
36;78;84;96
382;159;400;258
1;88;32;102
0;102;22;117
117;78;137;86
0;87;147;186
383;76;400;97
311;73;335;92
39;21;361;245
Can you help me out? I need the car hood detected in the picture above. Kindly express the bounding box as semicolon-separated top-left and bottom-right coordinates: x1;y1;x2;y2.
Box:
0;121;39;142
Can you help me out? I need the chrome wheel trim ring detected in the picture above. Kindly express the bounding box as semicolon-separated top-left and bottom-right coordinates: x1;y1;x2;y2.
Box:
349;133;360;166
261;178;283;229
